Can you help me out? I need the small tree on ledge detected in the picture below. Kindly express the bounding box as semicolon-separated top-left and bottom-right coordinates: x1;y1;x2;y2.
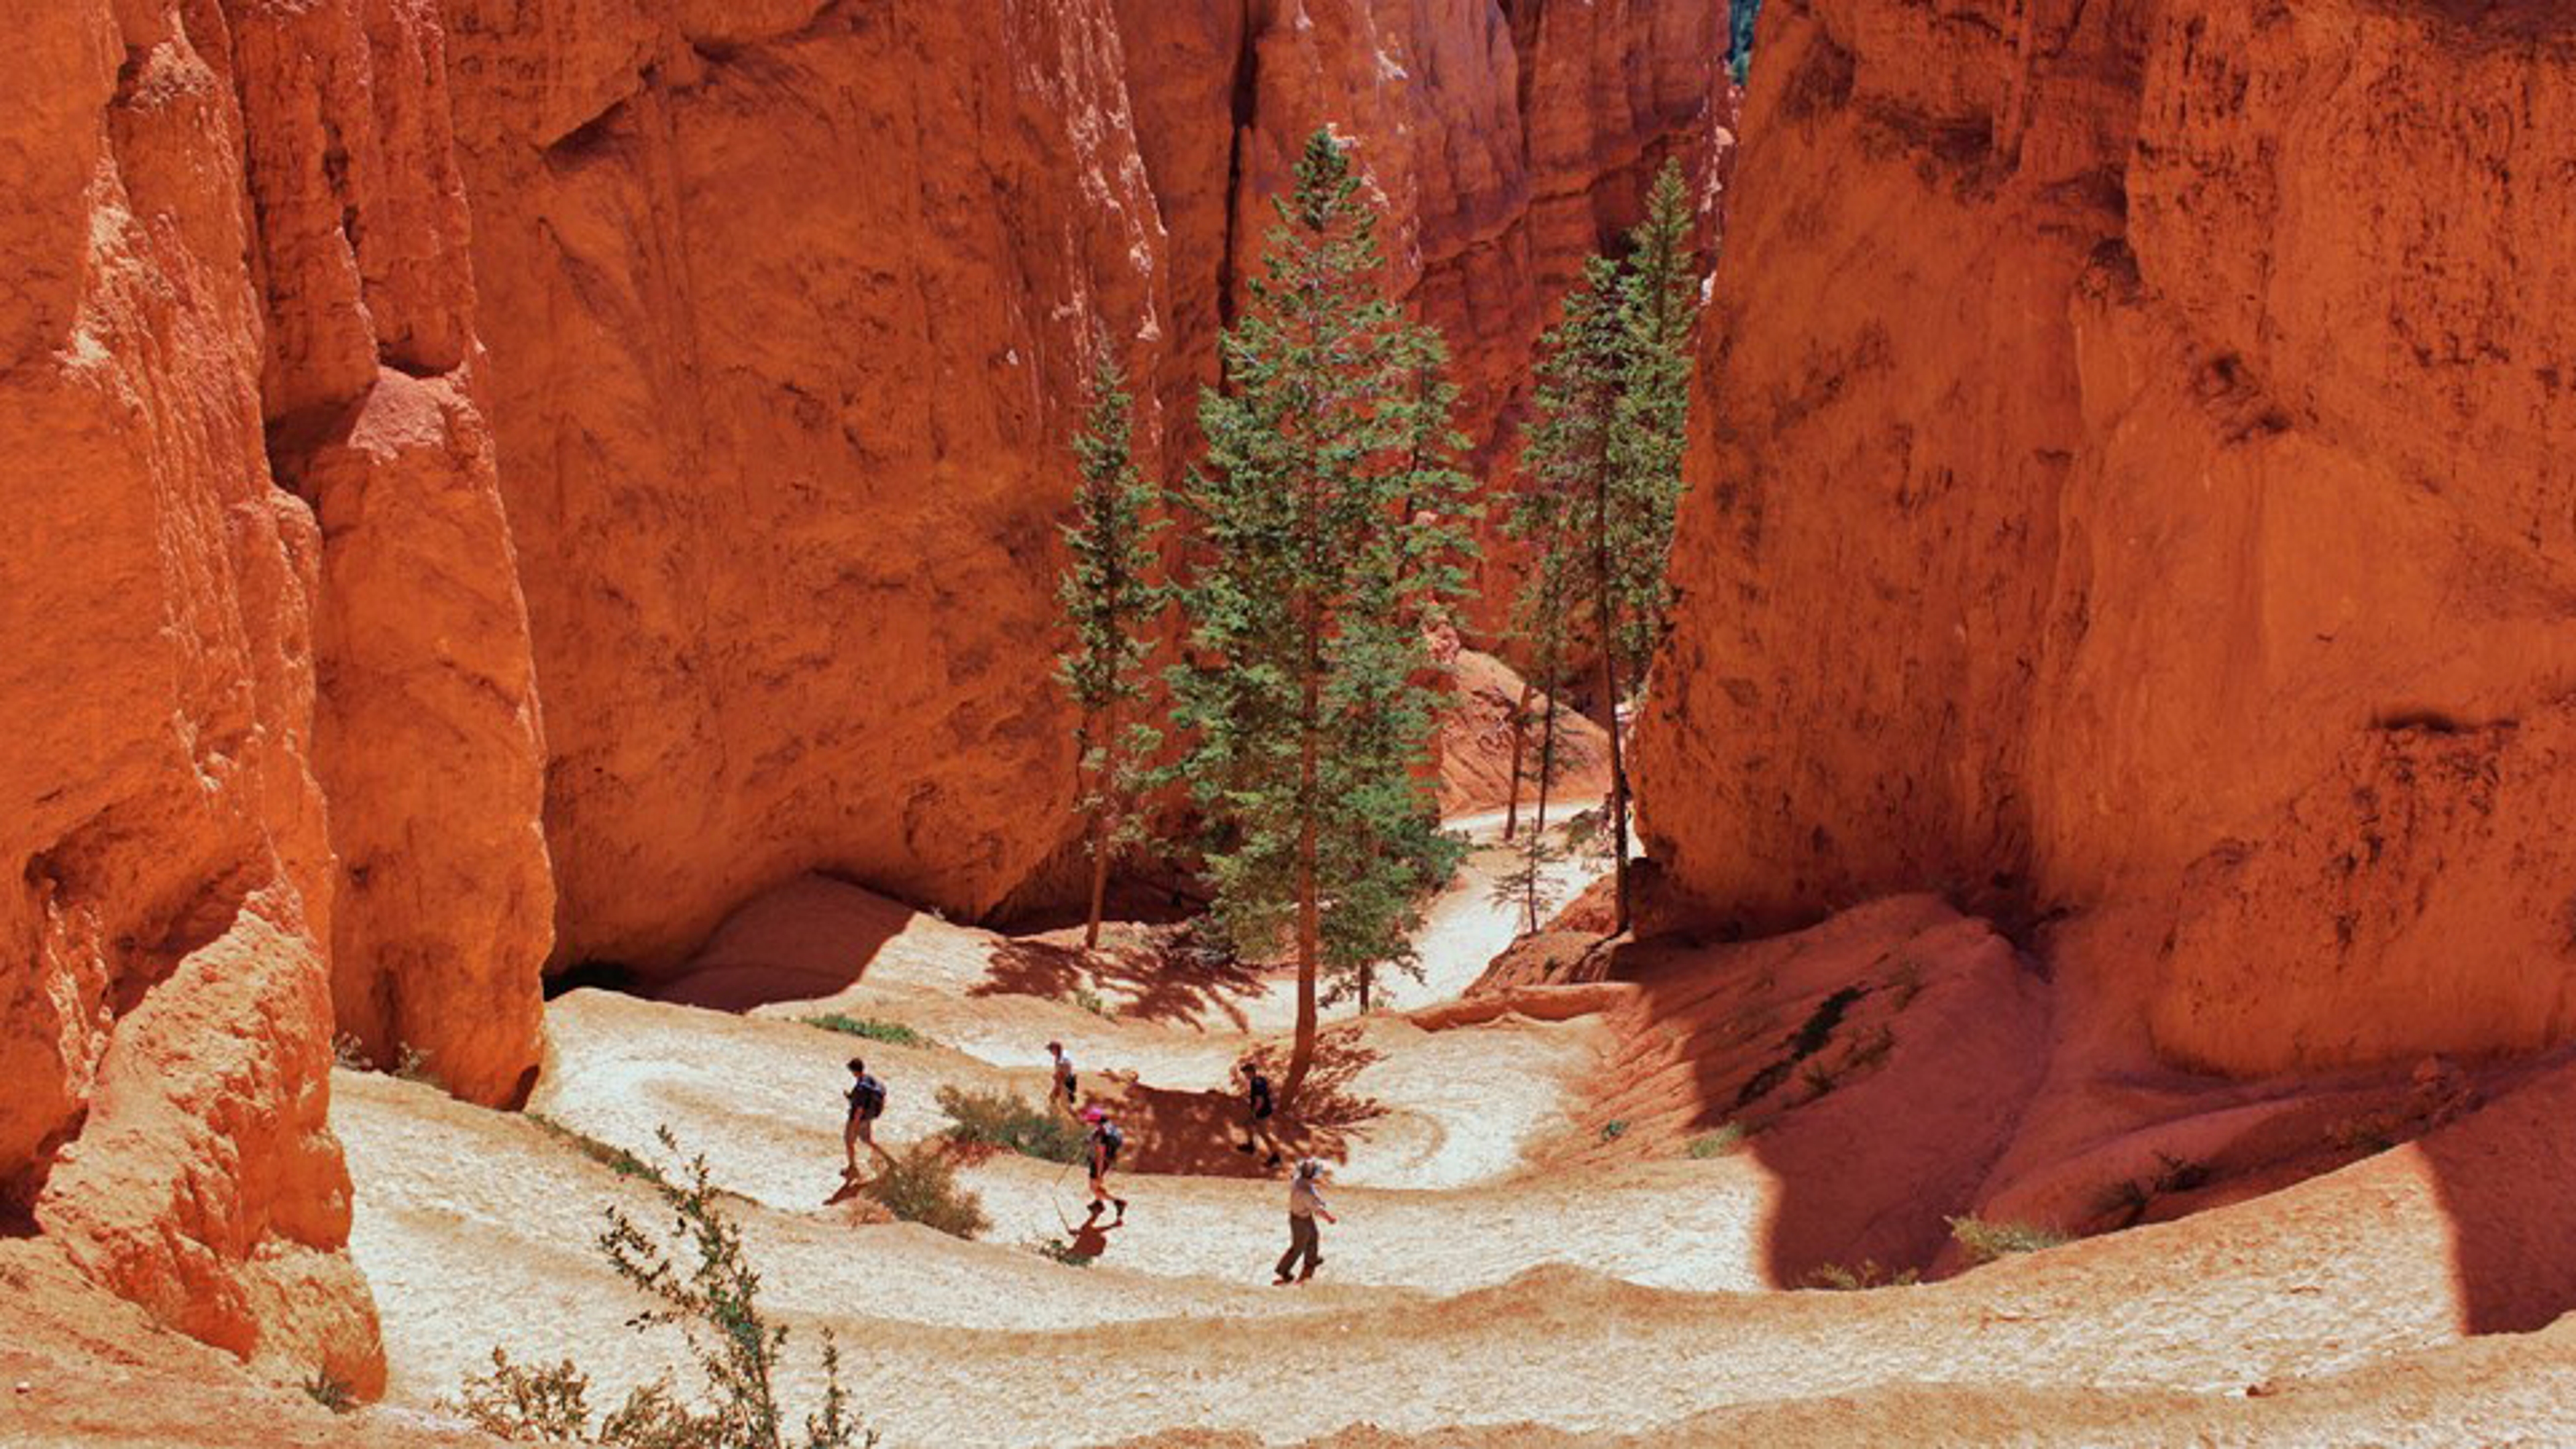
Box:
1055;352;1165;950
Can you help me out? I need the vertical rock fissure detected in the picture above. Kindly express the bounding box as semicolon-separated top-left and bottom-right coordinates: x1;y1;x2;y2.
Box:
1214;0;1261;331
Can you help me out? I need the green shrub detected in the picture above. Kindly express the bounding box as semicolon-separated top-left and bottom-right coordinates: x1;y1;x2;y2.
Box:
457;1128;873;1448
390;1043;443;1089
802;1014;930;1049
1073;987;1112;1018
936;1085;1086;1164
1686;1123;1748;1159
529;1114;670;1188
1598;1119;1630;1142
1948;1215;2070;1265
302;1369;357;1415
455;1351;715;1449
862;1146;991;1240
454;1352;596;1442
1802;1260;1920;1291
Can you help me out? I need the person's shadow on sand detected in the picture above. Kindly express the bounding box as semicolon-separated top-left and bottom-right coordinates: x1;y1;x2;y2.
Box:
1065;1218;1120;1260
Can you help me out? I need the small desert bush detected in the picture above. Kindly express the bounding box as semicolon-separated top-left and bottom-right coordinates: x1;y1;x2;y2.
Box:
1598;1119;1630;1143
1948;1215;2069;1265
936;1085;1086;1164
391;1042;443;1089
1686;1124;1749;1159
329;1032;374;1071
302;1369;357;1415
1802;1260;1920;1291
1073;987;1112;1018
862;1146;991;1240
455;1128;874;1448
529;1114;671;1187
802;1014;930;1049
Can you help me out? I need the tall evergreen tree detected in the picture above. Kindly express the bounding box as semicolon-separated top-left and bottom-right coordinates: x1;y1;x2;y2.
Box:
1611;160;1699;672
1055;354;1165;950
1513;257;1630;929
1507;160;1701;938
1171;129;1476;1101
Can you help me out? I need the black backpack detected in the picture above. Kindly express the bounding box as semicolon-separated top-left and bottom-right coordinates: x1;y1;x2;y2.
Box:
849;1075;887;1120
1093;1122;1124;1155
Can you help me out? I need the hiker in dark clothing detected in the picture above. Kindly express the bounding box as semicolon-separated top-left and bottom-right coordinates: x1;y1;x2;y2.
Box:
843;1057;893;1179
1081;1106;1128;1222
1274;1158;1336;1285
1235;1059;1282;1167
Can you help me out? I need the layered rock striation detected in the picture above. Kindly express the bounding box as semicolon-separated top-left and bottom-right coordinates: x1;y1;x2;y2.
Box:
1635;0;2576;1074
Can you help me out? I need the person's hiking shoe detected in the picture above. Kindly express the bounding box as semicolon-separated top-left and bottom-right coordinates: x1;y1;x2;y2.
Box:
1086;1199;1104;1218
1271;1274;1294;1287
1112;1197;1128;1222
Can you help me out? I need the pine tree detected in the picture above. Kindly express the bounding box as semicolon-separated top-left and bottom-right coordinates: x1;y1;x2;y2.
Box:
1171;129;1476;1101
1729;0;1765;86
1595;160;1701;932
1611;160;1699;674
1513;257;1630;930
1507;160;1701;938
1055;354;1165;951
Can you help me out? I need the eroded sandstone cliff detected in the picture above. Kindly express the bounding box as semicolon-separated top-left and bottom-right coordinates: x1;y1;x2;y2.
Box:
440;0;1730;971
1635;0;2576;1074
5;0;1729;1371
2;0;553;1383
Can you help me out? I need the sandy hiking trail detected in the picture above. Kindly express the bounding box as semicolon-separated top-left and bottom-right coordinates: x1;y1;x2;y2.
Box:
103;804;2557;1448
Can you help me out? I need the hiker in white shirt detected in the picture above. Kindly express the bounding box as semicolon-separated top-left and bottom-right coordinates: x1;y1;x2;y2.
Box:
1274;1159;1336;1285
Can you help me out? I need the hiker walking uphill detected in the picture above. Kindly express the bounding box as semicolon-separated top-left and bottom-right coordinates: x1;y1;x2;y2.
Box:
1275;1159;1336;1285
1236;1059;1282;1167
843;1057;893;1181
1081;1106;1127;1223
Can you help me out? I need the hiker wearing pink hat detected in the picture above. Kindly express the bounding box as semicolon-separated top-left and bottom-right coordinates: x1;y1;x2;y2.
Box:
1082;1106;1128;1223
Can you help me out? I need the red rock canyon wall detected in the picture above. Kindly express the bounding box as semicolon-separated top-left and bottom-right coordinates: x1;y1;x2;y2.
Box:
439;0;1730;971
1635;0;2576;1075
1;0;552;1381
6;0;1727;1362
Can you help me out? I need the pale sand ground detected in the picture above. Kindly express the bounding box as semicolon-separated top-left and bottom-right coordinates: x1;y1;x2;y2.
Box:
300;816;2576;1448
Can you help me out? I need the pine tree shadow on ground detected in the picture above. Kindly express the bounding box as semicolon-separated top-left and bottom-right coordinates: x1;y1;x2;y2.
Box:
973;930;1275;1030
1084;1027;1387;1178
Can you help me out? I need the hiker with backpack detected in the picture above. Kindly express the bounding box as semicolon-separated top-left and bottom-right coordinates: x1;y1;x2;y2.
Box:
843;1057;893;1180
1047;1040;1079;1118
1081;1106;1128;1222
1235;1059;1281;1167
1274;1158;1336;1285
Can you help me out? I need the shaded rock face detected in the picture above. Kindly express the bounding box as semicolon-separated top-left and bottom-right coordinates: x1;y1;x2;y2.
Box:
1634;0;2576;1073
6;0;1729;1368
439;0;1731;971
3;0;549;1380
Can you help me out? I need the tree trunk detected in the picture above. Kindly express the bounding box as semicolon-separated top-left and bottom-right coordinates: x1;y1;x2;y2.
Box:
1083;704;1114;951
1503;680;1534;841
1529;676;1562;932
1591;478;1632;938
1283;602;1324;1107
